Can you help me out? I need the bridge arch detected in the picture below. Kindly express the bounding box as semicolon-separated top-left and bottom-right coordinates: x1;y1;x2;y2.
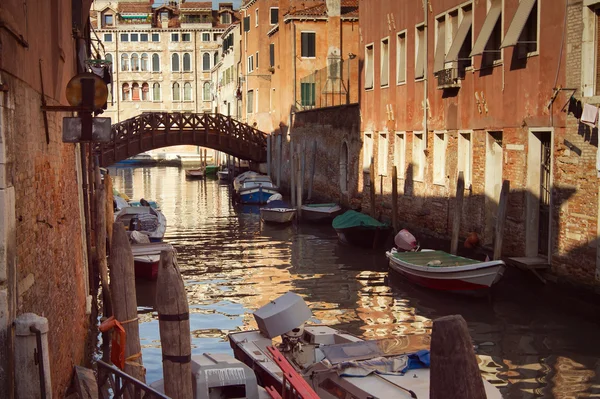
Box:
95;112;268;167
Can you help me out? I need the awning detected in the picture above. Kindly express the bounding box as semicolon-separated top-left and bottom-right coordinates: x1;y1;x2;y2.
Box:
470;3;501;56
415;32;425;78
433;21;446;73
446;13;472;62
501;0;537;48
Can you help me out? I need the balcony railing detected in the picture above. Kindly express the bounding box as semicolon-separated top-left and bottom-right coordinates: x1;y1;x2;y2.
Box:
437;68;461;89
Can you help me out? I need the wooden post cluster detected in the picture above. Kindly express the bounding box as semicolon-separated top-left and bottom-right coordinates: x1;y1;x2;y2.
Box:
391;166;399;234
450;172;465;255
104;173;115;249
369;157;376;218
290;141;296;207
109;223;146;385
156;249;193;399
308;140;317;200
429;315;487;399
493;180;510;260
94;163;113;317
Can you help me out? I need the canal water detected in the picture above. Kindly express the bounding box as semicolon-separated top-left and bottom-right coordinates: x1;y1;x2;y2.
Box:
109;165;600;398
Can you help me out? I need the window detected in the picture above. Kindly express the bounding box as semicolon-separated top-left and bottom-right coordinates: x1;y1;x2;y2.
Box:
131;83;140;101
153;83;161;101
131;33;139;42
203;53;211;71
363;133;374;172
105;53;113;72
221;13;231;24
270;8;279;25
301;32;316;57
433;16;446;74
243;16;250;32
394;132;406;178
152;33;160;42
365;44;374;89
183;53;191;71
412;132;425;180
378;133;388;176
247;55;254;73
122;83;130;101
184;82;192;101
152;53;160;71
270;43;275;67
255;9;259;26
395;32;407;85
182;33;191;42
141;53;148;71
458;132;472;187
171;33;179;42
381;38;390;87
141;82;149;101
516;0;538;57
172;53;180;71
202;32;210;41
300;82;315;107
255;52;259;68
172;82;181;101
445;6;473;75
203;82;211;101
131;53;139;71
104;33;113;42
433;133;447;185
121;53;129;71
140;33;148;42
214;52;219;66
471;0;502;65
415;25;425;79
247;90;254;113
103;14;113;27
120;33;129;42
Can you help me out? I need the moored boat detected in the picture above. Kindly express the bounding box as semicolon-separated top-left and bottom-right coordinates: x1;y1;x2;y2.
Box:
229;292;502;399
204;164;219;176
185;168;205;179
233;170;259;191
260;198;296;224
217;169;230;181
237;175;279;204
115;206;167;242
332;210;392;249
131;242;173;280
300;203;342;223
386;249;506;292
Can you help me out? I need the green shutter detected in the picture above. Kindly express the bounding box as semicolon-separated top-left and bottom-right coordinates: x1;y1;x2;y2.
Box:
269;43;275;67
244;16;250;32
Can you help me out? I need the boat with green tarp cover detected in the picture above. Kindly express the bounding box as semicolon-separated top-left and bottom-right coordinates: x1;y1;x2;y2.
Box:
385;249;506;292
332;210;392;249
300;203;342;223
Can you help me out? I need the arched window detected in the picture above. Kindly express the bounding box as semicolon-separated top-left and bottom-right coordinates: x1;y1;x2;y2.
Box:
141;82;149;101
183;53;191;71
184;82;192;101
132;82;140;100
172;53;180;72
152;53;160;72
140;53;148;71
122;83;130;101
131;53;139;71
172;82;181;101
202;53;210;71
121;53;129;71
153;83;161;101
203;82;211;101
107;83;112;103
214;52;219;66
105;53;113;72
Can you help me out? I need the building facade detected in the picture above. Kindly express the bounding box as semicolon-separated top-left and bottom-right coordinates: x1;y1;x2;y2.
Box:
91;0;239;122
360;0;600;287
212;21;242;118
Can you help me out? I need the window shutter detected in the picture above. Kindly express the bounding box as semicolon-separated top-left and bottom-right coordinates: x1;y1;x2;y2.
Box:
244;16;250;32
271;8;279;24
309;34;316;57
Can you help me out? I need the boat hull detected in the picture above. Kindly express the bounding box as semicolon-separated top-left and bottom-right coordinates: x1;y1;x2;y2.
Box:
134;255;160;281
301;206;342;223
387;253;505;291
336;226;392;249
217;171;229;180
260;208;296;224
239;187;279;204
185;169;205;179
204;165;219;176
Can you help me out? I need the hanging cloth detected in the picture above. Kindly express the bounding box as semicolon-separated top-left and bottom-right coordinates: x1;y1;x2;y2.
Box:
90;65;104;78
580;103;598;127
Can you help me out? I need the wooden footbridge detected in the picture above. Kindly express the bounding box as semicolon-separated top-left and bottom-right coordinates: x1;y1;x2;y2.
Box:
94;112;268;167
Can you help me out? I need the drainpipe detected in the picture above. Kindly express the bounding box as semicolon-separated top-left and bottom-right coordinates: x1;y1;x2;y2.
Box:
115;32;120;122
243;8;248;123
14;314;51;398
195;32;199;113
292;20;297;109
423;0;428;149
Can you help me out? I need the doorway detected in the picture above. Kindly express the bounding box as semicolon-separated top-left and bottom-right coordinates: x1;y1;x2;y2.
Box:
484;131;503;246
526;130;553;259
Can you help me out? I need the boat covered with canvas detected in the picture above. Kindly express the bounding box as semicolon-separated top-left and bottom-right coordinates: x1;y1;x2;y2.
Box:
233;171;259;191
300;203;342;223
115;205;167;242
130;241;173;280
260;194;295;224
237;175;279;204
204;164;219;176
185;167;205;179
386;249;505;292
332;210;392;249
229;292;502;399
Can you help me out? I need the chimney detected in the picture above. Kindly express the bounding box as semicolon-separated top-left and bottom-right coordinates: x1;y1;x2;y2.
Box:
326;0;342;61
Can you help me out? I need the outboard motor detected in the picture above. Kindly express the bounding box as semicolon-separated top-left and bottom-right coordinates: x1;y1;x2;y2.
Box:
394;229;419;251
280;325;304;353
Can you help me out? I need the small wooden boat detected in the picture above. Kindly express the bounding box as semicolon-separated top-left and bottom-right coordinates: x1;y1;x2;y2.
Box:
300;203;342;223
115;206;167;242
386;249;506;292
237;175;279;204
332;210;392;249
233;171;259;191
229;292;502;399
204;164;219;176
260;200;296;224
217;169;229;181
131;242;173;280
185;168;205;179
128;198;161;211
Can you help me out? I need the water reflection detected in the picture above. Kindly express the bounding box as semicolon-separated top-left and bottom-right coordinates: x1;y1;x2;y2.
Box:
109;165;600;397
